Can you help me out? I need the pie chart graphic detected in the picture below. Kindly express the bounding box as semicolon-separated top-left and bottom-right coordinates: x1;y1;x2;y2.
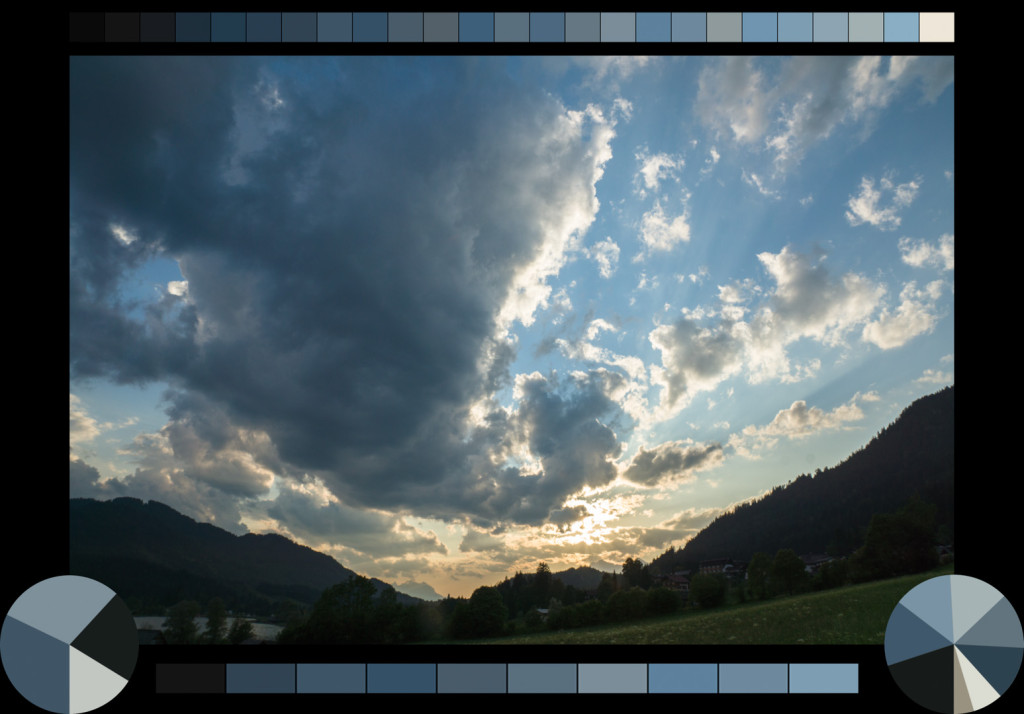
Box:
885;575;1023;713
2;576;138;713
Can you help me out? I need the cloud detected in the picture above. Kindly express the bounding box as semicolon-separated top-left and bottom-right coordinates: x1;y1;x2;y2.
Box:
649;318;747;413
70;57;628;530
649;246;884;416
70;458;106;497
585;237;620;278
742;170;779;198
622;441;724;487
585;318;617;341
634;148;684;197
899;234;954;271
696;57;774;144
638;199;691;252
729;397;866;458
917;369;953;385
696;57;953;172
70;394;103;451
260;482;447;559
845;174;921;229
571;56;653;89
663;506;724;534
862;281;944;349
756;246;884;347
459;529;506;554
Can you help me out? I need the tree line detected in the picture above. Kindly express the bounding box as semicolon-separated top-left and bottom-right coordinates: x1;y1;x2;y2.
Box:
162;495;944;645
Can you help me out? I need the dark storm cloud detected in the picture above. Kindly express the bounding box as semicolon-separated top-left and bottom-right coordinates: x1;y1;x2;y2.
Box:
623;441;724;487
261;486;446;559
69;459;105;498
69;455;249;535
70;57;615;527
490;371;623;524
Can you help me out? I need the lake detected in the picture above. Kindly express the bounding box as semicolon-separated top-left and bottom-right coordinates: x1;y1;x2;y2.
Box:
134;616;283;642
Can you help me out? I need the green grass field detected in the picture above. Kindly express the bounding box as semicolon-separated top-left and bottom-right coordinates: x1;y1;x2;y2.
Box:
470;564;954;645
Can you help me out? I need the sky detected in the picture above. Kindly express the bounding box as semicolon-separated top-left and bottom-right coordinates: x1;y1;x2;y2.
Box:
69;55;954;600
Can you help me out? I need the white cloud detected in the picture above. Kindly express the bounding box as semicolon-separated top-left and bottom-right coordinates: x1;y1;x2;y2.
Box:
570;57;653;91
756;246;885;347
612;98;633;122
700;146;720;178
696;57;772;144
917;368;953;385
585;237;620;278
497;103;617;329
899;234;954;271
845;175;921;230
167;280;189;297
680;266;709;285
634;149;684;197
649;318;747;414
862;281;943;349
639;199;691;252
109;223;137;246
649;247;884;418
729;397;865;458
742;170;779;199
585;318;618;341
70;394;103;449
697;57;953;173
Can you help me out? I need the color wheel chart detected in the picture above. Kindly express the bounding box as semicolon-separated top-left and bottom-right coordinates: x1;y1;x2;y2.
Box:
885;576;1023;713
34;6;1005;714
1;577;137;714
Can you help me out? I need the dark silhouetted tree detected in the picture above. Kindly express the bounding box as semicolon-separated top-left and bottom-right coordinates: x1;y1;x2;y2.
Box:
770;549;808;596
227;617;254;644
163;600;200;644
746;552;770;600
203;597;227;644
850;498;939;582
451;586;507;639
689;574;725;609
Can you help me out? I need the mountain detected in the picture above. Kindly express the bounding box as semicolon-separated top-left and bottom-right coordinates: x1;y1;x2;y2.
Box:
651;386;954;573
69;496;420;615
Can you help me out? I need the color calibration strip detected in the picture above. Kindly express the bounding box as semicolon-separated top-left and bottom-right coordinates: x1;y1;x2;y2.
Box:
155;662;858;694
73;12;954;43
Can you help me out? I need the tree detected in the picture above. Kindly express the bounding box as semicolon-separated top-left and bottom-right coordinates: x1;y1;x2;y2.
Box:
595;572;618;602
163;600;200;644
296;575;378;644
622;558;652;589
451;586;508;639
770;549;808;596
227;616;254;644
646;587;682;616
851;498;939;582
606;588;647;622
746;552;770;600
203;597;227;644
533;562;552;609
689;574;725;609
